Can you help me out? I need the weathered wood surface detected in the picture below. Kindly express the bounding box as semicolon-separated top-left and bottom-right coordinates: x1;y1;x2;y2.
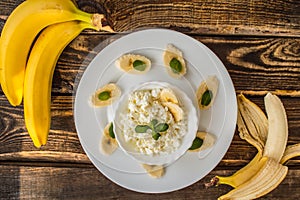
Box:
0;0;299;36
0;0;299;199
1;36;299;95
1;165;300;199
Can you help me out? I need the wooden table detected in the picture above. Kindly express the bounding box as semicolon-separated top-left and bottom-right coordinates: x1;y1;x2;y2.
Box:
0;0;299;199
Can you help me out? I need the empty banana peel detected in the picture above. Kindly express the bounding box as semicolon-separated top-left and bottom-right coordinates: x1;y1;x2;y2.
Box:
142;164;165;178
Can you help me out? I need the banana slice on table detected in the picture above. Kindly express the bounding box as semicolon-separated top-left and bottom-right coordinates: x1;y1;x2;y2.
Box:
163;102;184;122
196;75;219;110
90;83;121;107
189;131;216;152
163;44;186;78
142;164;165;178
115;54;151;74
100;122;118;155
160;88;179;104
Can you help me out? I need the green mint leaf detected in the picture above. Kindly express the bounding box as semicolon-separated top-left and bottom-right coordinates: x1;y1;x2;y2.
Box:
154;123;169;132
135;125;151;133
169;58;182;74
189;137;203;150
150;119;158;127
152;132;161;140
133;60;146;71
98;91;111;101
201;90;213;106
108;123;115;138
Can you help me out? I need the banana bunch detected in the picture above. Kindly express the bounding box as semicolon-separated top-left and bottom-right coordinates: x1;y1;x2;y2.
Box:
0;0;114;147
206;93;300;199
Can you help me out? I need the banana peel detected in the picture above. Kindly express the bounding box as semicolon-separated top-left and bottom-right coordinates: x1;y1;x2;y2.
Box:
208;92;296;199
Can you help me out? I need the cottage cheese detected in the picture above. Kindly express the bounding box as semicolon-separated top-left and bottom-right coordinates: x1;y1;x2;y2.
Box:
120;88;187;155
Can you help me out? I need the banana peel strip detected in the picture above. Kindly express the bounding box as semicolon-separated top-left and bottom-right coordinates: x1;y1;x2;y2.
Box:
263;93;288;163
280;143;300;164
237;94;268;152
218;157;288;200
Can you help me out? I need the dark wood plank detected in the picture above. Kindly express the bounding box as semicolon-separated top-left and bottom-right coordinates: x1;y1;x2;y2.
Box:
0;0;299;36
1;95;299;166
2;35;298;96
0;164;299;199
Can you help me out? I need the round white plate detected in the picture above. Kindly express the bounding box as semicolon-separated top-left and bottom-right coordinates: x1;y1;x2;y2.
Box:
74;28;237;193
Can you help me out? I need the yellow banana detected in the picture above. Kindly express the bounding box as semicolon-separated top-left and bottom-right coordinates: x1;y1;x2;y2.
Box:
218;157;288;200
214;153;262;188
207;94;267;188
24;21;98;148
0;0;109;106
263;92;288;162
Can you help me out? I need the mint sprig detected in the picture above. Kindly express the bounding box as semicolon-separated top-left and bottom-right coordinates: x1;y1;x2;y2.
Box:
135;119;169;140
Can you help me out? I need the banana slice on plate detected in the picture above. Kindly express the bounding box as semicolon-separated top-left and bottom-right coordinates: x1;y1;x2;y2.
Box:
90;83;121;107
163;44;187;78
160;88;179;104
189;131;216;152
115;54;151;74
196;75;219;110
163;102;184;122
142;164;165;178
100;122;118;155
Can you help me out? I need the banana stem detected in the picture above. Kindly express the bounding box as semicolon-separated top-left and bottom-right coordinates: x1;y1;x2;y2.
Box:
76;9;114;32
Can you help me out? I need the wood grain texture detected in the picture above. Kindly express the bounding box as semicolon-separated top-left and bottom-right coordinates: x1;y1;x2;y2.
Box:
2;35;298;95
1;96;299;166
0;165;299;199
0;0;299;36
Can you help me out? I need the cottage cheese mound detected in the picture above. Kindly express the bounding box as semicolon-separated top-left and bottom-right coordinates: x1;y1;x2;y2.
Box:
120;88;187;155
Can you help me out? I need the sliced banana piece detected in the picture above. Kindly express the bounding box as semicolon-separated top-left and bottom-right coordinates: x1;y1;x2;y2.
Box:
100;122;118;155
163;102;184;122
115;54;151;74
160;88;179;104
163;44;186;78
90;83;121;107
142;164;165;178
189;131;216;152
196;75;219;110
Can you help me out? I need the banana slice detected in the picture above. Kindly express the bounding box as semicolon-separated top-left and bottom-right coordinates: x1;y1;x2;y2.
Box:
163;44;186;78
100;122;118;155
189;131;216;152
142;164;165;178
163;102;184;122
196;75;219;110
90;83;121;107
160;88;179;104
115;54;151;74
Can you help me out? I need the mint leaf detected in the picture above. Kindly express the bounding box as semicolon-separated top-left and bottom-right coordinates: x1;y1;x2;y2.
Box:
154;123;169;132
189;137;203;150
135;125;151;133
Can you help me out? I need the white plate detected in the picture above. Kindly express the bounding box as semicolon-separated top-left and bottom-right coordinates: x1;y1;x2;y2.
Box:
74;28;237;193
